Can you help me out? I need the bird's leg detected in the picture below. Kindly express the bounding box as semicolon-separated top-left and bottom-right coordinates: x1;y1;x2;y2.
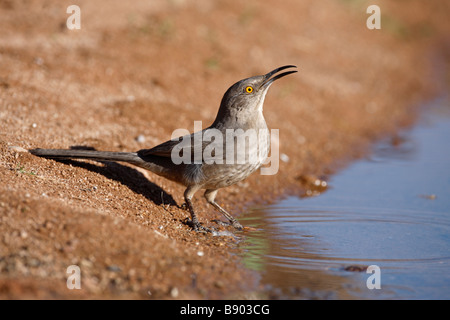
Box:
204;189;243;230
184;187;211;233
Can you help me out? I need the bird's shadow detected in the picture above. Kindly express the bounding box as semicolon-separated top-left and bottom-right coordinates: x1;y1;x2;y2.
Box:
56;146;179;208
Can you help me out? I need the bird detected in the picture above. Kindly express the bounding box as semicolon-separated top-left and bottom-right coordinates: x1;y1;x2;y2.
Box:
28;65;297;232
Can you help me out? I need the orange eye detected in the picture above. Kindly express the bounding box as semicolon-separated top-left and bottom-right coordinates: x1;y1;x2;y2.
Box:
245;86;253;93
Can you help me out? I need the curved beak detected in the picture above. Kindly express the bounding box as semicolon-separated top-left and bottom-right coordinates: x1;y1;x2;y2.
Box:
260;65;297;90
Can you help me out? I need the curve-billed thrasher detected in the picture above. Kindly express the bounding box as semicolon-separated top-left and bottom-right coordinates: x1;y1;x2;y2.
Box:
29;65;297;232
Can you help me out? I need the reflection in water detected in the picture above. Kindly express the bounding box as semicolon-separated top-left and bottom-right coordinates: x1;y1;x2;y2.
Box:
240;97;450;299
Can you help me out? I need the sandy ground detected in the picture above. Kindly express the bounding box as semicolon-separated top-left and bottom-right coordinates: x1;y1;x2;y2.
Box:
0;0;449;299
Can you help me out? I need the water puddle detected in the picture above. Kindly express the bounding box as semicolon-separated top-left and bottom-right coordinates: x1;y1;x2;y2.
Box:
240;97;450;299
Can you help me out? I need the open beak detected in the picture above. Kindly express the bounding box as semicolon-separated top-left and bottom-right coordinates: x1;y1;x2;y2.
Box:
260;65;297;90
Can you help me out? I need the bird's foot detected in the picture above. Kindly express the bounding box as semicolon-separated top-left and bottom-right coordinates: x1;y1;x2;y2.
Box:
188;220;213;233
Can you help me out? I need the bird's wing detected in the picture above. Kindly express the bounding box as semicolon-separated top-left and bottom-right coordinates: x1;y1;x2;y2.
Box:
140;138;184;158
139;130;225;163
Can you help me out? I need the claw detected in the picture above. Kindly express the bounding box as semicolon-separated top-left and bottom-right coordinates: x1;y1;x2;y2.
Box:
188;220;213;233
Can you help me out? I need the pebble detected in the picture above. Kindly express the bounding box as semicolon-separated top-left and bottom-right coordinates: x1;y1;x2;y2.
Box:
136;135;146;143
344;265;367;272
107;265;122;272
280;153;290;162
170;287;179;298
34;57;44;65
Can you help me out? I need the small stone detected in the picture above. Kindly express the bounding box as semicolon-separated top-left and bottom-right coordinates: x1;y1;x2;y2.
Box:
81;259;93;268
136;135;146;143
170;287;179;298
34;57;44;65
344;265;367;272
107;265;121;272
280;153;290;162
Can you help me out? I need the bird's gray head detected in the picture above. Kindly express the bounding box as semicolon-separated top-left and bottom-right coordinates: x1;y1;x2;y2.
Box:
213;65;297;126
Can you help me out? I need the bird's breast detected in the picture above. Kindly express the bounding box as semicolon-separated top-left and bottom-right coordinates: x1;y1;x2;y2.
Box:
199;127;270;189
